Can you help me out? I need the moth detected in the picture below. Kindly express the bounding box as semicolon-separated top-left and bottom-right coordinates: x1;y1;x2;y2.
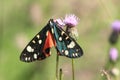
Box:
20;19;83;62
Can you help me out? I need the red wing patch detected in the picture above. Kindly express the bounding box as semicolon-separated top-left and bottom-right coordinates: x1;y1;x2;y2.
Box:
42;31;56;57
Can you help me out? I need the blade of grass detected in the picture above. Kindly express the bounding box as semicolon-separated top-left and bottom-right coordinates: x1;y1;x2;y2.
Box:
72;59;75;80
56;54;59;80
59;68;63;80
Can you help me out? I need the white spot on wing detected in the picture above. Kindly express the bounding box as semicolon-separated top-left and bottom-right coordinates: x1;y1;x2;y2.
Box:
28;57;30;61
46;31;48;36
51;28;54;33
37;35;40;38
65;36;69;40
75;53;78;56
76;49;78;52
50;21;53;25
26;46;34;52
72;53;75;57
61;31;64;35
59;37;62;41
65;50;69;55
25;57;28;61
62;50;64;53
34;53;37;59
32;40;36;43
38;40;42;44
67;41;75;48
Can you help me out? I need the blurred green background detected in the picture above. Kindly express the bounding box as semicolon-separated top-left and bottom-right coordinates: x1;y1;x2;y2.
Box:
1;0;120;80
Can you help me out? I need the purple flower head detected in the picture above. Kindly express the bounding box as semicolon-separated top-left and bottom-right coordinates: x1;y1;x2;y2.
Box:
54;19;65;28
111;20;120;31
63;14;79;27
109;48;119;62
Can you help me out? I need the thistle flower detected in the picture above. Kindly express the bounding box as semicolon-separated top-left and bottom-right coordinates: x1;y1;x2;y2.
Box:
63;14;79;38
109;48;118;62
55;19;65;27
64;14;79;27
111;20;120;32
109;20;120;44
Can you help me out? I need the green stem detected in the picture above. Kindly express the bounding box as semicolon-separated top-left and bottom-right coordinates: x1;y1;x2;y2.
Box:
72;59;75;80
56;54;59;80
59;68;63;80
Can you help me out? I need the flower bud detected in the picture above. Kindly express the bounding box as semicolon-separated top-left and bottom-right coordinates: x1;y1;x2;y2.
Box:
109;48;118;62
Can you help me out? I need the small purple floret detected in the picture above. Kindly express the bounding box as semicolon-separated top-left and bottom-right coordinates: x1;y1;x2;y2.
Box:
63;14;79;27
109;48;118;62
111;20;120;31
